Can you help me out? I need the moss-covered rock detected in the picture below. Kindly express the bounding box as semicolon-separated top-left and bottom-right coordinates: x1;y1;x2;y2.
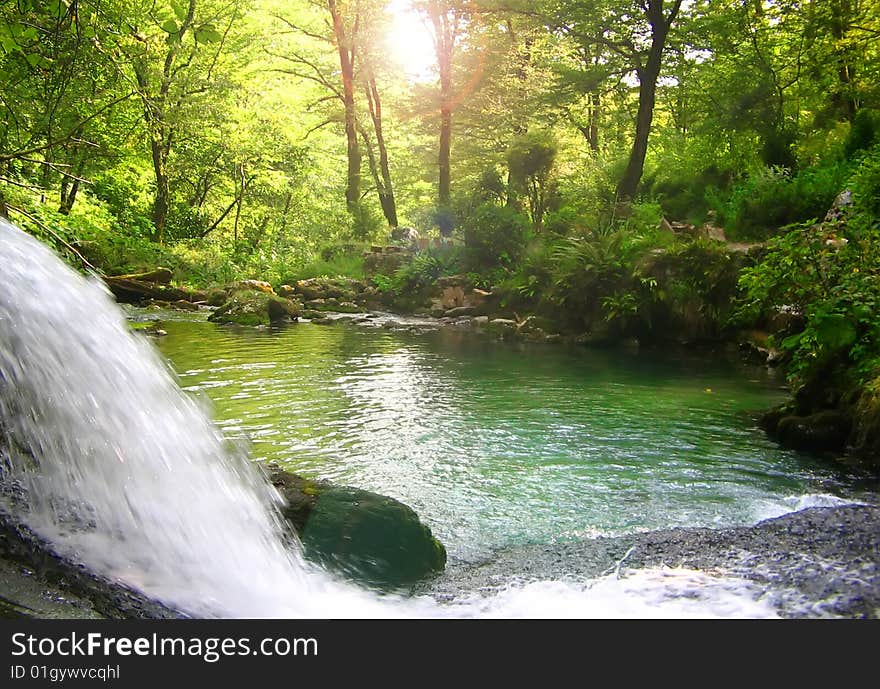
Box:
292;277;366;303
266;465;446;588
207;288;228;307
775;410;852;453
208;290;301;326
487;318;519;338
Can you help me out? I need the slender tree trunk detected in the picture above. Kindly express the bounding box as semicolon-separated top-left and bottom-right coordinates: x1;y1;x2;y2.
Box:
59;178;81;215
428;2;460;234
365;74;398;227
59;157;85;215
329;0;361;213
130;0;196;244
233;163;244;244
616;62;661;201
587;91;600;152
829;0;857;119
437;41;452;212
616;0;681;202
278;191;292;239
438;107;451;209
149;131;171;244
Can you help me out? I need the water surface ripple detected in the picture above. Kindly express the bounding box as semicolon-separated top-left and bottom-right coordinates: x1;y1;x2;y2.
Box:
156;319;864;561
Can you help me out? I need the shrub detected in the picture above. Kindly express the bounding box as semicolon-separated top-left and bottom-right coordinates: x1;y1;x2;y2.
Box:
736;147;880;387
462;203;529;271
507;131;557;225
392;249;461;292
350;203;383;241
844;108;880;159
546;230;649;331
718;163;850;240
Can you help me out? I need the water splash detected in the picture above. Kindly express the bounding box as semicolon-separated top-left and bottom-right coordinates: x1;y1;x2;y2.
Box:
0;218;349;616
0;219;782;618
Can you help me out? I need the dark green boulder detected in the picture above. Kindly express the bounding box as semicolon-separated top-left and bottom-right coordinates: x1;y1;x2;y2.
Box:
266;465;446;589
776;410;852;453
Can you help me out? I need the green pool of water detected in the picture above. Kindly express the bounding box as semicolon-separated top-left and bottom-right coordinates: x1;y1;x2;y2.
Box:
154;318;857;560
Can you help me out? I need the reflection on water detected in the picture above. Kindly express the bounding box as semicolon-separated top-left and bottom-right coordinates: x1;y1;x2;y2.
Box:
156;319;860;560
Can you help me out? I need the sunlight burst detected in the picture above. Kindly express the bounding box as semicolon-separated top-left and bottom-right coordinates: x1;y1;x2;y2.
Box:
385;0;436;81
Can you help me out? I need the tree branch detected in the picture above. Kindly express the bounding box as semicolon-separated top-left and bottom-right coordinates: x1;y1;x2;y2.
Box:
6;205;101;274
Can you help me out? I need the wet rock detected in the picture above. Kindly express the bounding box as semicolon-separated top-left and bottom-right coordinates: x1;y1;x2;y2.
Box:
171;300;200;312
230;279;274;294
445;306;476;318
488;318;518;338
432;285;467;312
207;288;228;307
292;277;365;302
266;465;446;588
208;290;301;326
334;301;363;314
0;510;184;619
776;410;852;453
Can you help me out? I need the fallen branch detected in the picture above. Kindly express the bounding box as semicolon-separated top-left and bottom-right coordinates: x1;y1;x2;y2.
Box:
6;205;102;275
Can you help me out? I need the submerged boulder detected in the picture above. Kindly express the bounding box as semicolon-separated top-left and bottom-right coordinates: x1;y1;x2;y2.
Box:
265;465;446;588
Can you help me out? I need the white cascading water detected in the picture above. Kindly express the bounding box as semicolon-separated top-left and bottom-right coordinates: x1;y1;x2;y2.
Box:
0;218;783;618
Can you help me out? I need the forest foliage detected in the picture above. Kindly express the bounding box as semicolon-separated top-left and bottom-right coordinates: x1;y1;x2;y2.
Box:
2;1;880;394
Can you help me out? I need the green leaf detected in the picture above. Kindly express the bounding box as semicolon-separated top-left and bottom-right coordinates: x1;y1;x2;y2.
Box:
0;33;19;55
19;26;39;42
815;314;857;351
47;0;66;19
781;331;805;351
160;20;179;34
171;1;189;22
195;27;222;44
24;52;49;68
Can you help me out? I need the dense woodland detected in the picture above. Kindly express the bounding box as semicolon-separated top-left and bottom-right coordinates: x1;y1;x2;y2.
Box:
2;1;880;458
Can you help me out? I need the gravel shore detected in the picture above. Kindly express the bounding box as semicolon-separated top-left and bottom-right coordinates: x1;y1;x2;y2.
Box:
3;505;879;618
427;505;880;618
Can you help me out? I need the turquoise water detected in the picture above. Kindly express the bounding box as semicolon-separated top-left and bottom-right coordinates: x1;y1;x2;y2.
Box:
154;318;856;561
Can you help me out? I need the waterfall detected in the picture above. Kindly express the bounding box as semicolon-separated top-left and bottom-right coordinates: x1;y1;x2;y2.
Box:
0;218;782;618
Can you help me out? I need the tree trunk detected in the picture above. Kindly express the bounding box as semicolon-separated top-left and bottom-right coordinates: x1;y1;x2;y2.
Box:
59;157;85;215
428;2;459;235
439;107;451;209
829;0;857;120
616;62;660;202
58;178;80;215
616;0;682;202
132;0;196;245
365;76;397;227
149;132;171;244
233;164;244;244
329;0;361;213
587;91;600;152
